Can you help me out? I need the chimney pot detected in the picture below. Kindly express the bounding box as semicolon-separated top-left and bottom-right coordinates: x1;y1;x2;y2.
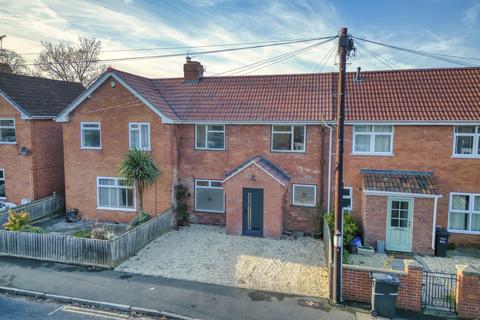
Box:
0;62;13;74
355;66;362;81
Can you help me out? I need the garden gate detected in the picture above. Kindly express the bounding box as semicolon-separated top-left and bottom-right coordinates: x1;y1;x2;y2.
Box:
422;271;457;313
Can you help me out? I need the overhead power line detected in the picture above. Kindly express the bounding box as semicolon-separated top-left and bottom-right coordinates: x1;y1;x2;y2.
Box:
17;37;333;56
214;36;337;76
353;36;478;67
24;36;337;66
354;40;399;70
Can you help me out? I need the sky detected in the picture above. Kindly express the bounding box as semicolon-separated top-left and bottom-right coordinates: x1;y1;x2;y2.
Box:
0;0;479;78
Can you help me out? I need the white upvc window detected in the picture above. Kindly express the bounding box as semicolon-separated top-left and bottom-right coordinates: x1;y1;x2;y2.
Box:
97;177;136;211
0;118;16;144
81;122;101;149
352;125;393;155
0;169;5;199
342;187;353;211
129;123;151;151
271;125;306;152
292;184;316;207
194;179;225;213
453;126;480;158
448;193;480;234
195;125;225;150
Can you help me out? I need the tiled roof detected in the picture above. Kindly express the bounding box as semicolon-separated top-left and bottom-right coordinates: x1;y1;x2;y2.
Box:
361;169;440;195
111;66;480;122
224;155;290;185
0;72;84;117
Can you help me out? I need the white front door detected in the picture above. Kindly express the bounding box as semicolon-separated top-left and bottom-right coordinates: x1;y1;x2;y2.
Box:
386;198;413;252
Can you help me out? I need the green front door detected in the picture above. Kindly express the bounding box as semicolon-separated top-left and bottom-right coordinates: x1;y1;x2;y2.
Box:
386;198;413;252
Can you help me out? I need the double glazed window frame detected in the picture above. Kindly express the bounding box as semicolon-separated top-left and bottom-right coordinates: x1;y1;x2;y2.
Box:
195;124;226;151
194;179;225;213
352;125;394;156
0;118;16;144
342;186;353;211
96;177;136;212
448;192;480;234
0;169;5;199
129;122;151;151
81;122;102;149
292;184;317;207
452;125;480;158
271;125;306;153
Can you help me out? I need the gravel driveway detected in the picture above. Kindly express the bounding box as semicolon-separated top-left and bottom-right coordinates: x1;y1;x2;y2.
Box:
116;224;328;297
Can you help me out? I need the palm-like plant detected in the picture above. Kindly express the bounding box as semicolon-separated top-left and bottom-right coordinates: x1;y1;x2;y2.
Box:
118;149;161;214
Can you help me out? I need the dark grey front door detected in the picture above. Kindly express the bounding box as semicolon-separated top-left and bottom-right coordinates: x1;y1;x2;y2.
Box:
242;188;263;237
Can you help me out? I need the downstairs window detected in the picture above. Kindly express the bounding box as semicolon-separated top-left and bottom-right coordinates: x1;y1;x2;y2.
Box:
194;179;224;213
448;193;480;233
97;177;135;211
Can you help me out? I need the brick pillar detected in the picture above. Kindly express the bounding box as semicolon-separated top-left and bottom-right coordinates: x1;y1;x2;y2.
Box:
456;265;480;320
397;260;424;312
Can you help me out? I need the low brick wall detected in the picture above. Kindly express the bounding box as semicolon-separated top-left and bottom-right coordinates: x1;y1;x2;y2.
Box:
342;260;424;312
456;266;480;320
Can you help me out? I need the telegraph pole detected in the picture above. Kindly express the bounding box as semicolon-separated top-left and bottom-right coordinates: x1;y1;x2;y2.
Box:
332;27;353;305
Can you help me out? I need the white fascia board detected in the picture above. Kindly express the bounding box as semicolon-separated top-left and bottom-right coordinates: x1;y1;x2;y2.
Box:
171;120;324;125
222;160;287;187
363;189;443;199
0;91;31;119
325;120;480;126
55;72;174;124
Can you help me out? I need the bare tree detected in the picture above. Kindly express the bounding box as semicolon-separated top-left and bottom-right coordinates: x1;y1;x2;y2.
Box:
0;49;28;74
35;37;106;86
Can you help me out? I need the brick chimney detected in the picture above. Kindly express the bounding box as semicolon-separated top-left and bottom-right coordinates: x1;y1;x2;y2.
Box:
0;63;12;74
183;57;204;82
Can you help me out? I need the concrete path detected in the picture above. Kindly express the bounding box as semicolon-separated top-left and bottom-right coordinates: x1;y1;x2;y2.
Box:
0;257;355;320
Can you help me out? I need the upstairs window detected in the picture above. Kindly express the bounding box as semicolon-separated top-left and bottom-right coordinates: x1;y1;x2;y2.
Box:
353;125;393;155
271;125;306;152
195;125;225;150
0;119;16;144
292;184;316;207
448;193;480;233
195;179;224;213
129;123;151;151
0;169;5;199
81;122;101;149
453;126;480;157
97;177;135;211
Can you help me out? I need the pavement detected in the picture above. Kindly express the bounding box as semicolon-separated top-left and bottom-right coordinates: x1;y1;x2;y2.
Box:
0;256;357;320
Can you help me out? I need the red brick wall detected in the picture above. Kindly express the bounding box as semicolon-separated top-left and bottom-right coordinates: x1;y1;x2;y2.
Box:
177;124;328;232
223;164;286;239
0;97;34;204
362;194;434;254
31;120;65;199
62;77;176;222
334;125;480;248
342;261;424;312
456;266;480;320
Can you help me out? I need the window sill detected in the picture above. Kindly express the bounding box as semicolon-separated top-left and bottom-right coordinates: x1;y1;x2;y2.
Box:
81;147;102;150
351;152;394;157
270;150;306;154
194;209;225;214
447;229;480;235
290;203;316;208
129;148;152;152
0;142;17;145
451;155;480;159
195;148;226;152
96;207;136;212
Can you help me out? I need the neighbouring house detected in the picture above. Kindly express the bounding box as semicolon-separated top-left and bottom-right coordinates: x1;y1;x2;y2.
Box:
56;58;480;253
0;63;84;205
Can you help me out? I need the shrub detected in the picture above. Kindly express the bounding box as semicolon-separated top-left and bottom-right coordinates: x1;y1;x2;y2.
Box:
72;230;91;238
128;211;151;230
21;226;46;234
313;204;324;234
325;209;359;247
3;210;31;231
174;184;189;226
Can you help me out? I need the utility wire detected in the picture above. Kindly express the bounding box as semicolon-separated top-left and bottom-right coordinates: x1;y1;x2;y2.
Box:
213;36;336;76
353;36;477;67
354;40;399;70
17;37;333;56
24;36;336;66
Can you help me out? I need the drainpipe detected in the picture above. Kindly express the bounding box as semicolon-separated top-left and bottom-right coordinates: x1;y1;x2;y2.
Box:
323;122;334;211
431;195;442;250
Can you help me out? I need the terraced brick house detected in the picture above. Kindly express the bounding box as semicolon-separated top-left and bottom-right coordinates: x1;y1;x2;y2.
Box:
56;59;480;253
0;64;84;205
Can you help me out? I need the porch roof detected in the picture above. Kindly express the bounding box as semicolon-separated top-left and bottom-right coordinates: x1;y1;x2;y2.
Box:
361;169;440;195
224;155;290;186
